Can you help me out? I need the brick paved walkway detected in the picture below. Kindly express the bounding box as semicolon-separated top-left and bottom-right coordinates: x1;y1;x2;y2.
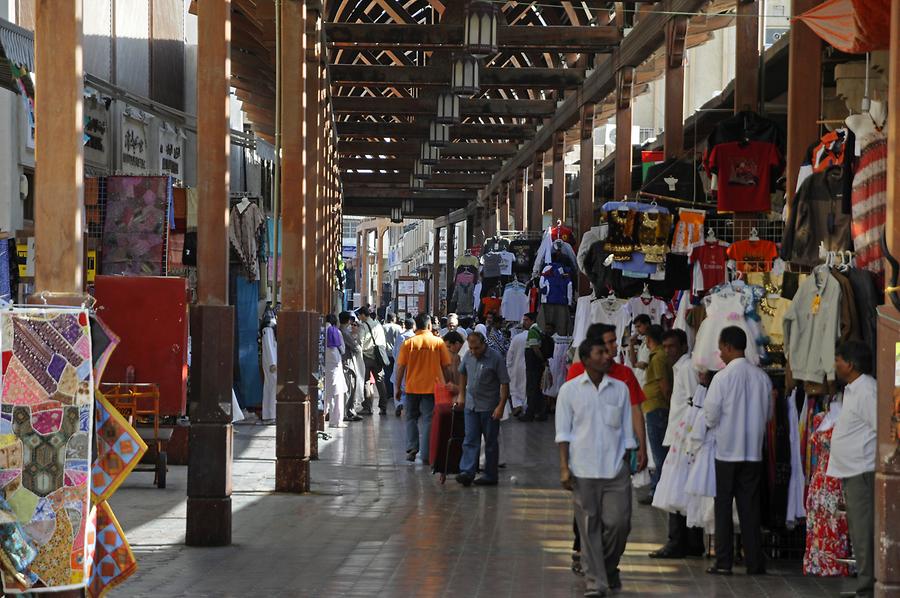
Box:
108;414;853;597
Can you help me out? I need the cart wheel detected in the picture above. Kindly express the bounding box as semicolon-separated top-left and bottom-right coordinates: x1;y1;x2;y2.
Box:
156;452;167;489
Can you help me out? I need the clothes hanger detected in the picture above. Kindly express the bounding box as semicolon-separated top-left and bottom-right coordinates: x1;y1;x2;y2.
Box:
748;227;760;242
641;284;651;300
706;228;717;243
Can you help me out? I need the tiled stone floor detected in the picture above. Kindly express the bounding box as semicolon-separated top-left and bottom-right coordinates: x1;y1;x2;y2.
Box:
108;413;853;597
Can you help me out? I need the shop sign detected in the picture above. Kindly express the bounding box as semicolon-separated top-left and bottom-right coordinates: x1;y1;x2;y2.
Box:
121;107;151;174
342;245;357;259
157;122;183;178
16;238;34;278
84;93;110;169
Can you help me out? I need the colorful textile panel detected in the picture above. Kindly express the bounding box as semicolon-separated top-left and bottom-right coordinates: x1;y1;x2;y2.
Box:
91;392;147;504
85;502;137;598
101;176;171;276
0;308;93;594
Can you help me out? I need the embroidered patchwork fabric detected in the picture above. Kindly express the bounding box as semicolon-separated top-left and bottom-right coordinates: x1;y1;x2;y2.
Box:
101;176;171;276
91;393;147;504
0;308;93;594
88;315;119;384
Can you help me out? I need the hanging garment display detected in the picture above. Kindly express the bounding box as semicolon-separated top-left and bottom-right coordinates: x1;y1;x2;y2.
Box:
783;267;842;384
0;308;94;594
682;386;716;532
637;211;674;264
782;167;853;266
727;239;778;273
785;390;807;528
850;130;886;277
261;326;277;421
229;201;267;282
803;409;853;577
708;141;782;212
233;275;263;409
85;501;137;598
91;393;147;504
795;128;856;213
623;296;669;328
506;330;528;410
671;209;707;254
508;239;541;275
692;287;762;371
539;263;573;306
500;281;529;323
450;281;476;314
101;176;171;276
689;240;730;295
549;223;576;247
455;254;480;269
642;159;707;204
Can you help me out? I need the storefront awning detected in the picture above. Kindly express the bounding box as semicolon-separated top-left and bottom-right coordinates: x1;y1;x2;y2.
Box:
0;18;34;72
794;0;891;54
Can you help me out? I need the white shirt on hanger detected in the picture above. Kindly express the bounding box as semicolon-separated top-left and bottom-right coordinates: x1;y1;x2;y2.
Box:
827;374;878;479
704;357;773;462
555;372;634;479
500;282;530;323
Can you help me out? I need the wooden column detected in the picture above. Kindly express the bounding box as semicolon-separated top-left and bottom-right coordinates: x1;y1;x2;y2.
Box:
734;0;760;113
376;227;384;307
529;151;545;231
360;229;369;305
579;103;595;295
513;169;525;230
34;0;84;294
432;226;441;315
445;222;455;313
187;0;233;546
875;4;900;595
552;131;566;224
614;67;635;200
499;183;510;232
664;17;688;160
275;0;311;494
786;0;822;198
305;12;320;313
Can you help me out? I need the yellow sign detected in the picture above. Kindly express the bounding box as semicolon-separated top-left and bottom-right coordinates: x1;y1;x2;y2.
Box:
16;243;27;278
87;250;96;283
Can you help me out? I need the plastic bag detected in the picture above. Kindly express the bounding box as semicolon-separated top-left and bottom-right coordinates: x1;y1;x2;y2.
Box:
434;381;454;406
632;468;651;488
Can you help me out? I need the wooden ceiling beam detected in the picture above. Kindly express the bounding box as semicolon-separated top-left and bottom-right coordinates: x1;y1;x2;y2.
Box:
325;23;620;51
331;96;556;117
335;121;535;139
338;141;517;156
329;65;585;88
339;157;502;171
342;172;493;185
343;187;476;200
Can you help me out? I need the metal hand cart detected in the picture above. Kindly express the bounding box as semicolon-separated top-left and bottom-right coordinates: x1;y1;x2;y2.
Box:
97;382;169;489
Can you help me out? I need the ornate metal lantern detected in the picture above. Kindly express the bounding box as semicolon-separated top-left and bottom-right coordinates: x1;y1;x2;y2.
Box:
450;54;480;96
436;92;461;124
429;121;450;147
465;0;499;57
420;141;440;165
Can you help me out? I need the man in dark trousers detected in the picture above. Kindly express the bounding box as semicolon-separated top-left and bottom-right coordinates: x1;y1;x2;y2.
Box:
520;311;548;422
455;331;510;487
704;326;772;576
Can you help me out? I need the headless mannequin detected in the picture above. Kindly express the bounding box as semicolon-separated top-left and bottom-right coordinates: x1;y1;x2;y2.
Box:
845;99;887;154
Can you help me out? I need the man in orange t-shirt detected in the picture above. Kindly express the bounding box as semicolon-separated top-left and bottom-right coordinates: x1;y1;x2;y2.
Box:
395;313;454;464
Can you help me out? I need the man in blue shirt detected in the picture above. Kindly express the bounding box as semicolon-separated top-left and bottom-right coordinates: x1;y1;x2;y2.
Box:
455;332;510;487
557;336;633;597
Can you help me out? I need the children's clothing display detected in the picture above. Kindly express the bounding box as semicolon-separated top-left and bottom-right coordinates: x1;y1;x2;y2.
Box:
671;208;706;254
692;289;762;371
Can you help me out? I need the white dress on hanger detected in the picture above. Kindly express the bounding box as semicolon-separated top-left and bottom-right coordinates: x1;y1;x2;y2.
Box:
785;389;807;527
506;330;528;409
261;326;277;421
692;292;760;372
684;386;716;532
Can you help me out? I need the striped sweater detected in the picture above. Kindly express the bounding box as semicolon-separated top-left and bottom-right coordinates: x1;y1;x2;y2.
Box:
850;132;886;276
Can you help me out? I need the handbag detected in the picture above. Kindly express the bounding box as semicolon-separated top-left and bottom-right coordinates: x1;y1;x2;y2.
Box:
364;320;390;372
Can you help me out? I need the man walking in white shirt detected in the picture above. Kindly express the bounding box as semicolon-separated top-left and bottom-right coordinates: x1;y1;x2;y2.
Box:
704;326;772;576
829;341;877;597
649;329;704;559
557;337;633;597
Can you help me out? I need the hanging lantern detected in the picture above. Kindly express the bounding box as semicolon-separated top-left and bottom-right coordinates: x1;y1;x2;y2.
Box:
429;122;450;147
413;160;432;179
420;141;440;165
402;199;415;213
436;92;461;124
450;54;480;96
390;207;403;223
410;175;424;189
465;0;499;57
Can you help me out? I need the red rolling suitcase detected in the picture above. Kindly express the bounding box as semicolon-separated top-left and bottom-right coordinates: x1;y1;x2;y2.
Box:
430;400;466;483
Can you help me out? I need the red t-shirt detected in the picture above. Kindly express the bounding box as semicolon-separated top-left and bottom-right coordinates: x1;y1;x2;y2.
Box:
689;241;729;290
709;141;781;212
565;362;646;406
727;239;778;273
